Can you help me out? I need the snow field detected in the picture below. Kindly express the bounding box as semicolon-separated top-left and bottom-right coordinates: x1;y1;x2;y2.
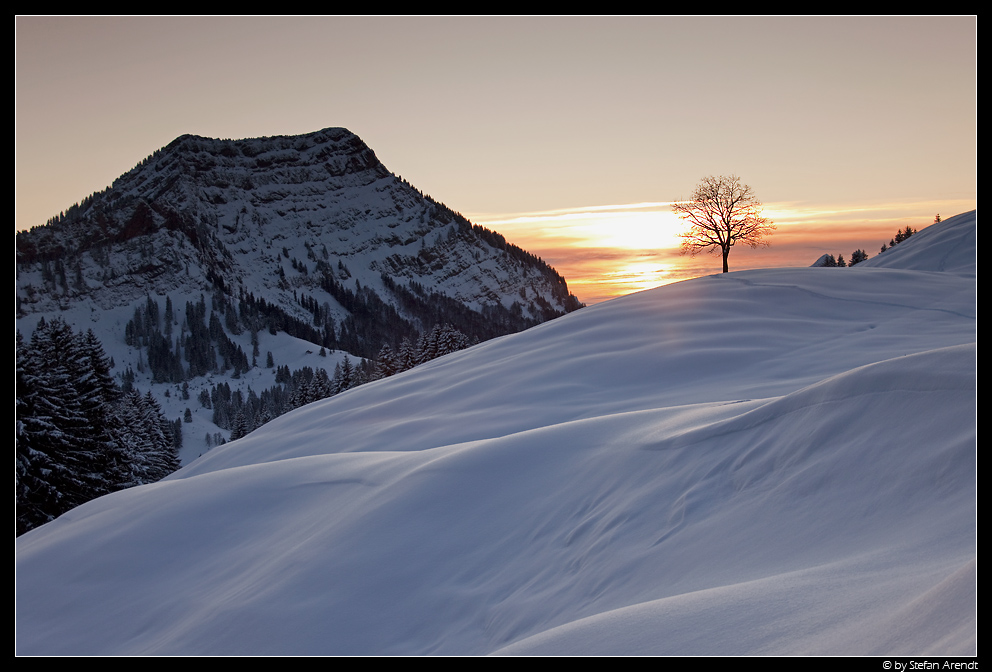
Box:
16;211;976;655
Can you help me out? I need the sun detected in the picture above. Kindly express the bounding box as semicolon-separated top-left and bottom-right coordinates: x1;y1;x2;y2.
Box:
570;205;684;252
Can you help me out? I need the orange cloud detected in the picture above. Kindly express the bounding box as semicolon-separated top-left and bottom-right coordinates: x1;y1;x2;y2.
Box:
468;199;972;305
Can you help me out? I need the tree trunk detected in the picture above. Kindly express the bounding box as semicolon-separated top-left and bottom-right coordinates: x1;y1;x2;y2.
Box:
722;246;730;273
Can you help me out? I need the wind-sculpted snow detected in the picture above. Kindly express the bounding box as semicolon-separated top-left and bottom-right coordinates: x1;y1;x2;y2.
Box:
15;212;976;655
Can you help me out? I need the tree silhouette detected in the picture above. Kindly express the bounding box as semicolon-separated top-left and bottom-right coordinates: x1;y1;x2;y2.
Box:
672;175;775;273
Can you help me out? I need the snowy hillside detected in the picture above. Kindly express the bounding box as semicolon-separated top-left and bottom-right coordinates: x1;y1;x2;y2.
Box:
15;211;976;656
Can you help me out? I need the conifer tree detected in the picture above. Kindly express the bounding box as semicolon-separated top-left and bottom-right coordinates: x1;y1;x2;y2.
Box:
16;320;181;535
374;344;398;379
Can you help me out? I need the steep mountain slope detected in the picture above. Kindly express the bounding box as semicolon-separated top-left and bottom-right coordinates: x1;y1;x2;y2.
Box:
15;211;975;656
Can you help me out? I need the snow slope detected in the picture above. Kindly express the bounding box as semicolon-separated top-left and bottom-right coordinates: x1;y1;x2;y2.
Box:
15;211;976;656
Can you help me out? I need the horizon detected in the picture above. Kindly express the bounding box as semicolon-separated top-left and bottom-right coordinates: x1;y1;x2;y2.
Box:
15;16;976;304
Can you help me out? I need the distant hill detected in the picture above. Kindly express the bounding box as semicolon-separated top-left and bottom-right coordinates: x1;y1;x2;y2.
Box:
861;210;976;274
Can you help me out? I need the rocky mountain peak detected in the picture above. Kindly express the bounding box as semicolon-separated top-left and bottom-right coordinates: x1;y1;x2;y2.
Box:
17;127;582;357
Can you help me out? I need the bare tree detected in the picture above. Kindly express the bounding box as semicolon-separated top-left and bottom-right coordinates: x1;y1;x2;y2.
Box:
672;175;775;273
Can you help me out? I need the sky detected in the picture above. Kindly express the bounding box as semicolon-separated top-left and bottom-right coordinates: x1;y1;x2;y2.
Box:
15;16;976;304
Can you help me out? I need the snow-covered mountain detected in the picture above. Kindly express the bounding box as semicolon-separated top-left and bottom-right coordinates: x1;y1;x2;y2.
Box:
15;127;583;461
16;127;579;323
15;211;976;656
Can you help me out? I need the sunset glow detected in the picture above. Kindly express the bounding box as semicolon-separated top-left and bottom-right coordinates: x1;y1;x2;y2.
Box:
469;197;974;304
15;16;976;305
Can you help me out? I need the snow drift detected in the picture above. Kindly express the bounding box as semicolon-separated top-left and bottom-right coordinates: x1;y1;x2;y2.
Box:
15;211;976;656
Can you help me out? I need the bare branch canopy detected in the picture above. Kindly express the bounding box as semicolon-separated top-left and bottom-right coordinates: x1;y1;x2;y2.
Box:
672;175;775;273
